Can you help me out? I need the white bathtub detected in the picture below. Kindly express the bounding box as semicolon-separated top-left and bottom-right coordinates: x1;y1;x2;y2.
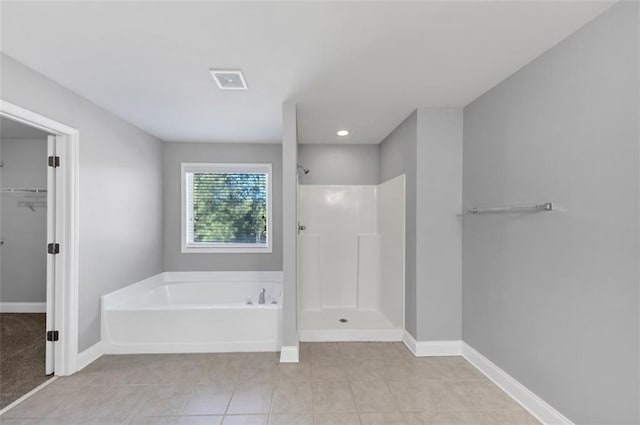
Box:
101;272;283;354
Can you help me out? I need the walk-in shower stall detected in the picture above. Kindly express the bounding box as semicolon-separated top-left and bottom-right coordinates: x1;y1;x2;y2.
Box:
297;171;405;341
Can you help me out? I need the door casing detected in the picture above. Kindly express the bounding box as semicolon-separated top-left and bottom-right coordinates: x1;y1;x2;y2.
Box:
0;100;80;376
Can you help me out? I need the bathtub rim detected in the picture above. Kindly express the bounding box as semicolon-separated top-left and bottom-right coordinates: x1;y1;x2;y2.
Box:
109;303;283;311
100;271;284;355
102;271;283;310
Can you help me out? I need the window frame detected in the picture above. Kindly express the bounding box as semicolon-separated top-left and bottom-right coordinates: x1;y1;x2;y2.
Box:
181;162;273;254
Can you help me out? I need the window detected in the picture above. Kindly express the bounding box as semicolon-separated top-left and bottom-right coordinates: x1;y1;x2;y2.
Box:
182;163;272;253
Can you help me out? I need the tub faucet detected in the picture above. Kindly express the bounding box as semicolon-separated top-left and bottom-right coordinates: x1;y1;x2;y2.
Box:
258;288;266;304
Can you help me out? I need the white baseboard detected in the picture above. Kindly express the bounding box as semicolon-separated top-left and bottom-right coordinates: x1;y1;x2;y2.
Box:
402;331;462;356
299;328;403;342
0;302;46;313
279;345;299;363
462;342;574;425
76;341;104;372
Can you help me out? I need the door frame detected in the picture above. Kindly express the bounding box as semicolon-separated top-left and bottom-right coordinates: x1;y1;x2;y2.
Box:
0;99;79;376
45;134;56;375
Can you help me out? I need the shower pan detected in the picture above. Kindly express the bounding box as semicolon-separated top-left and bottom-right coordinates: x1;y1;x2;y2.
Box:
297;175;405;341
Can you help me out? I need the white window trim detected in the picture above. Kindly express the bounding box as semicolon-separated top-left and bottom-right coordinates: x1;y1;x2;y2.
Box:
181;162;273;254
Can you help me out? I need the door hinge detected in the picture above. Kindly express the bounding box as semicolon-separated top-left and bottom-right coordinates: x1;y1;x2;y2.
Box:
48;156;60;168
46;330;59;342
47;243;60;254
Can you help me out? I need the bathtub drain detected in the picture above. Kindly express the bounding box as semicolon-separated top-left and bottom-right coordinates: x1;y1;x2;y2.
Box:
339;318;348;323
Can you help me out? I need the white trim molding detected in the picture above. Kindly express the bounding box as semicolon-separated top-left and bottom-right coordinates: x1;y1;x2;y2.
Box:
76;341;104;372
462;342;574;425
0;100;80;376
279;345;299;363
402;331;462;356
0;302;46;313
180;162;273;254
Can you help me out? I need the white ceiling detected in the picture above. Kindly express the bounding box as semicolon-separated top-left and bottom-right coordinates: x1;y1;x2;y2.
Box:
0;1;614;144
0;117;50;139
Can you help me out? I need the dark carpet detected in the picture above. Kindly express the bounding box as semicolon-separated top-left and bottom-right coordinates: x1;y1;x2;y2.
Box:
0;313;50;409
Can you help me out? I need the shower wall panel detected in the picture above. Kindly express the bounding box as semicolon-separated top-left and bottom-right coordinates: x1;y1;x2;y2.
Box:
378;175;405;327
298;178;404;323
298;185;378;310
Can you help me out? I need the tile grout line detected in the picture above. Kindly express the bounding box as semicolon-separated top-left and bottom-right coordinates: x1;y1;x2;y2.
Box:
382;375;411;425
224;380;236;417
346;374;364;425
266;373;276;425
2;345;541;424
175;380;200;419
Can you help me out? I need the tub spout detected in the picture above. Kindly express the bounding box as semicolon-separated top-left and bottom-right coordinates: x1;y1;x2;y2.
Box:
258;288;266;305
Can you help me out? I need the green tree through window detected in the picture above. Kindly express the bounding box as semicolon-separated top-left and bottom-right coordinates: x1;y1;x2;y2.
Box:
191;172;268;244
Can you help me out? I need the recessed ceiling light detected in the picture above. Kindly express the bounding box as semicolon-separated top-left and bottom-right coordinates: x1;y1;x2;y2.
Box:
210;69;248;90
337;130;350;137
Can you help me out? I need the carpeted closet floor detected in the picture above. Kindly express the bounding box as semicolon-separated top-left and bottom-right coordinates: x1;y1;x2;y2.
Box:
0;313;49;409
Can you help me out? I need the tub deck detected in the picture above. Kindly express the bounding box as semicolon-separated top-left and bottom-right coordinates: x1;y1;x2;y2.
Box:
101;272;283;354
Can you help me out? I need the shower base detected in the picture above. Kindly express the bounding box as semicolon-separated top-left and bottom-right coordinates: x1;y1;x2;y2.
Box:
298;308;404;342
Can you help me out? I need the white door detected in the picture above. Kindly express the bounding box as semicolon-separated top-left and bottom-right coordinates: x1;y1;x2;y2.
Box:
45;135;58;375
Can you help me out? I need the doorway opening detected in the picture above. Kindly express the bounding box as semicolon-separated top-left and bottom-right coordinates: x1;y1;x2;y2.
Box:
0;117;56;408
0;100;80;413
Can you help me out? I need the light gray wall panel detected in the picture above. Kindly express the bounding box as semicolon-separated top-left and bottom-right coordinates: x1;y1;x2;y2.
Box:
282;103;298;347
416;108;462;342
462;3;639;423
163;142;283;272
1;53;164;351
379;111;417;338
298;144;379;185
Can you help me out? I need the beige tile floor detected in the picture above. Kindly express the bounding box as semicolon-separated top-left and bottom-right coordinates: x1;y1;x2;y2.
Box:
0;342;540;425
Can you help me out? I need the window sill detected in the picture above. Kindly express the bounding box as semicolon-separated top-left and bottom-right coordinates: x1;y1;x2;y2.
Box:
181;245;273;254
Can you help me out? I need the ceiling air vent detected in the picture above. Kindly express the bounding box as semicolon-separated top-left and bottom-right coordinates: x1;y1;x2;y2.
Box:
210;69;248;90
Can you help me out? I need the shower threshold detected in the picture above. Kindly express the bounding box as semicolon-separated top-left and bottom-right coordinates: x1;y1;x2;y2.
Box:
298;308;403;342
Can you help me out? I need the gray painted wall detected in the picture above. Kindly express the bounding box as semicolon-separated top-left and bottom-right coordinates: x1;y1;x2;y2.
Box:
416;108;462;342
0;138;47;303
379;109;463;341
462;3;639;424
282;103;298;348
298;144;379;185
1;53;164;352
379;111;417;338
163;142;283;271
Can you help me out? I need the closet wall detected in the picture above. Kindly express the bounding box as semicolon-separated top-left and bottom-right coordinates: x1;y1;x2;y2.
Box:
0;137;47;304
